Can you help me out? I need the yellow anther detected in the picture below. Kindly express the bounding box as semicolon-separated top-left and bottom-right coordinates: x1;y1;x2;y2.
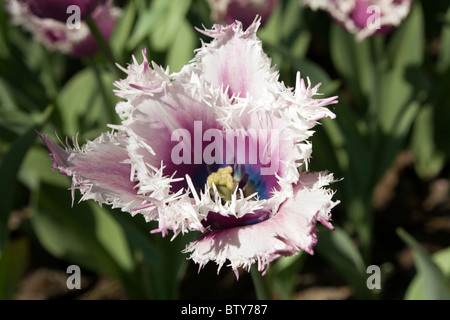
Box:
207;166;237;201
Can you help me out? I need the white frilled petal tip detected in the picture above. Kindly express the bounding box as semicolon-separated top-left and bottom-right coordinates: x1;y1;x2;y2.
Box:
292;71;338;121
113;49;171;102
187;17;285;102
183;172;339;277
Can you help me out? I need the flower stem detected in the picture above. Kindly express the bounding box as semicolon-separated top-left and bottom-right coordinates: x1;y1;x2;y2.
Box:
250;265;273;300
86;17;119;77
88;56;117;124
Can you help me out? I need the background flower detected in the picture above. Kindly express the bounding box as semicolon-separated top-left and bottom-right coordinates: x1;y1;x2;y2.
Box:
20;0;101;22
208;0;279;29
6;0;120;57
302;0;413;40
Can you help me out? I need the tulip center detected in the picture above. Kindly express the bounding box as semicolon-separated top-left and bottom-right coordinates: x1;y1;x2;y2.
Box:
206;165;259;202
203;169;272;230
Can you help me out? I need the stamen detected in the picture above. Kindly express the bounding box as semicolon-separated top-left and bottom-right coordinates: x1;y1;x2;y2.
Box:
206;165;261;202
207;166;237;201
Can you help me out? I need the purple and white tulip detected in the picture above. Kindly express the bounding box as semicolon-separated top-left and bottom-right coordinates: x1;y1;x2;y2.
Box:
6;0;120;57
302;0;413;40
39;19;339;276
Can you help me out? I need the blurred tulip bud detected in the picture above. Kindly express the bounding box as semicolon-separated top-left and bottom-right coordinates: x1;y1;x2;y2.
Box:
208;0;278;29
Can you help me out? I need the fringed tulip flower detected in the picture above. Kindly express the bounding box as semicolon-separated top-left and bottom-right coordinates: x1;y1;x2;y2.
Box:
208;0;278;29
6;0;120;57
302;0;413;40
38;18;339;276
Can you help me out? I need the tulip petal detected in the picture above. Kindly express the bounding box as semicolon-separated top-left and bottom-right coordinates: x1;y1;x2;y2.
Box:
192;18;284;101
37;131;145;212
184;172;338;274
